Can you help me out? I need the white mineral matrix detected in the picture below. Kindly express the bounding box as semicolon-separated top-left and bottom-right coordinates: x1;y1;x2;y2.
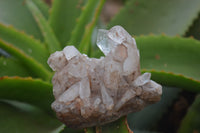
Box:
48;25;162;128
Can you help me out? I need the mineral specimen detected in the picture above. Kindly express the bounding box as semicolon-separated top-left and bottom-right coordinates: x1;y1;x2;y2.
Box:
48;25;162;128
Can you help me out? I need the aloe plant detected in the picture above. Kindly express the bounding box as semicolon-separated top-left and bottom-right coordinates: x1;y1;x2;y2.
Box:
0;0;200;133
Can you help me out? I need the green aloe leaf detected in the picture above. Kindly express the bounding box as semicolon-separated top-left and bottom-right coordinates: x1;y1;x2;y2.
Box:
59;126;84;133
0;48;10;57
33;0;49;19
82;117;132;133
0;101;61;133
0;23;50;68
128;86;181;130
139;35;200;92
79;0;105;55
108;0;200;36
0;76;53;112
178;95;200;133
0;57;30;77
68;0;104;49
84;128;94;133
26;0;61;53
49;0;85;46
100;117;132;133
185;14;200;40
138;35;200;92
0;0;43;40
145;70;200;93
136;35;200;81
0;39;51;80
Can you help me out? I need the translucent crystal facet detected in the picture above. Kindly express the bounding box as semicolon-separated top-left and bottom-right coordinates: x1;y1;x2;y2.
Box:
108;25;133;44
79;78;91;99
132;72;151;87
63;46;80;60
58;82;80;103
48;25;162;128
47;51;68;71
97;29;117;55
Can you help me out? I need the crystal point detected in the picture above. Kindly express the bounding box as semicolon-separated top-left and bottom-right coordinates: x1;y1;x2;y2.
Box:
47;51;67;71
79;78;91;99
63;46;80;60
132;72;151;87
97;29;116;55
58;82;80;103
108;25;133;44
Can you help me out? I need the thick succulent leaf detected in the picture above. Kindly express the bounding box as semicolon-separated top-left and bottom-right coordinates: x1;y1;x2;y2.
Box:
33;0;49;19
178;95;200;133
84;128;95;133
60;118;132;133
79;0;106;55
136;35;200;81
0;101;61;133
49;0;85;46
68;0;104;49
0;57;30;77
108;0;200;36
99;117;133;133
0;48;10;57
138;35;200;92
59;126;84;133
0;0;43;40
0;76;53;112
185;14;200;40
0;23;50;68
0;39;51;80
146;70;200;93
128;86;181;130
26;0;61;53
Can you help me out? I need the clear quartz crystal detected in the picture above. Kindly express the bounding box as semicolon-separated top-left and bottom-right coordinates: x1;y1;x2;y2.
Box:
58;82;80;103
100;83;114;110
63;46;80;60
94;98;101;109
108;25;133;44
47;51;67;71
48;25;162;128
79;77;91;99
132;73;151;87
97;29;118;56
115;89;136;110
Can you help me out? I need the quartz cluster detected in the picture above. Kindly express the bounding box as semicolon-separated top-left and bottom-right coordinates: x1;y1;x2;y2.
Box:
48;26;162;128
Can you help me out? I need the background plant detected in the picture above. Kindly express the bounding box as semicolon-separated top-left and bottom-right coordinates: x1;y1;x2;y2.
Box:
0;0;200;133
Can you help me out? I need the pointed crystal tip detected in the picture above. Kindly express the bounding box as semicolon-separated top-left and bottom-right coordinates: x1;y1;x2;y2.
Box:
96;29;111;56
96;25;133;56
63;46;80;60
